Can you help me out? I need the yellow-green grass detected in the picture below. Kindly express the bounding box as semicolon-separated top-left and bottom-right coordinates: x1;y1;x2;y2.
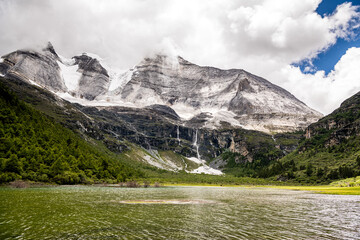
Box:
330;176;360;187
267;185;360;195
162;183;360;195
162;183;243;187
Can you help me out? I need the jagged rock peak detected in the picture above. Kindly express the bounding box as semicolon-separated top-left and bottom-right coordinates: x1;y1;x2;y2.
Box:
43;42;58;57
60;52;110;100
0;42;67;92
73;53;109;77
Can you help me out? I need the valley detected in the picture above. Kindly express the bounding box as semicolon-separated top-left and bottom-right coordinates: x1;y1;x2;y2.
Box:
0;43;359;186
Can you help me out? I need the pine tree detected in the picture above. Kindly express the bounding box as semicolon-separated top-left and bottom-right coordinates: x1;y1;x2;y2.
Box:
4;154;22;174
306;163;313;176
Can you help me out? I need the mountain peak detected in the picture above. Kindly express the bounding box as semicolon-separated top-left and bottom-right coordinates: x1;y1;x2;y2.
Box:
43;41;58;56
0;44;323;133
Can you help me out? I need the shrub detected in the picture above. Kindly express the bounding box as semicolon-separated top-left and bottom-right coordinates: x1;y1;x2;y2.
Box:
0;172;19;183
37;174;49;182
126;181;139;188
53;171;80;185
10;180;29;188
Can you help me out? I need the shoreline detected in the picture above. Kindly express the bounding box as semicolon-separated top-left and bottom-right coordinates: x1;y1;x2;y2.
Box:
2;181;359;195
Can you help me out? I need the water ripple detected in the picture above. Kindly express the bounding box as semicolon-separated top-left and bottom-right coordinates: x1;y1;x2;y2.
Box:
0;186;360;239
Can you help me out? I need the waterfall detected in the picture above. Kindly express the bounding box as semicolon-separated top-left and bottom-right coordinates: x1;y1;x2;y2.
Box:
177;125;181;145
193;129;201;160
145;140;151;151
271;135;276;143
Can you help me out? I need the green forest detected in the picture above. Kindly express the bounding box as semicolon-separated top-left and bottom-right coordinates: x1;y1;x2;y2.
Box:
0;82;143;184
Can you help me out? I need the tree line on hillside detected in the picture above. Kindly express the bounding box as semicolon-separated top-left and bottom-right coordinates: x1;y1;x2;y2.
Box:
0;82;143;184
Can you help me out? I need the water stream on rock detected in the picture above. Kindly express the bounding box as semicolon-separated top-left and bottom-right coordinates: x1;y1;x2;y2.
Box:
193;129;201;160
177;125;181;145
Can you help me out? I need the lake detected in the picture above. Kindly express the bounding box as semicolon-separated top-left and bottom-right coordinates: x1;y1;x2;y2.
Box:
0;186;359;239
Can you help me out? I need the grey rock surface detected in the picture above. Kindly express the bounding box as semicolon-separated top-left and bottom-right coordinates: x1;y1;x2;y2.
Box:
0;42;67;92
73;54;110;100
108;54;322;132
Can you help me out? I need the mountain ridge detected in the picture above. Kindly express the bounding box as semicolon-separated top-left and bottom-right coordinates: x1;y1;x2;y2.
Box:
0;43;322;133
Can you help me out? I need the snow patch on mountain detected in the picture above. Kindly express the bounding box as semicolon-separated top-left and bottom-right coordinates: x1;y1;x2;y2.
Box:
58;54;75;66
187;157;205;165
56;92;137;108
171;103;198;120
204;110;244;129
190;166;223;175
187;157;223;175
171;103;244;128
57;60;81;92
28;78;41;87
108;69;135;91
143;155;166;170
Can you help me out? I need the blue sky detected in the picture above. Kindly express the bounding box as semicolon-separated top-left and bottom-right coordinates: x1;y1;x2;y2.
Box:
297;0;360;74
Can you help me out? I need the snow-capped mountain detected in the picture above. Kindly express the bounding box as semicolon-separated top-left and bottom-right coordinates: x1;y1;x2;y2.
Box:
99;55;322;132
0;43;322;133
0;43;67;92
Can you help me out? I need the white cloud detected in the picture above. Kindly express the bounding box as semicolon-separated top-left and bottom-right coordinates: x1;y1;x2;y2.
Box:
0;0;359;114
276;47;360;114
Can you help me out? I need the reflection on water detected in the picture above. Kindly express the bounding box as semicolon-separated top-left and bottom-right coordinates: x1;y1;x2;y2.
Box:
0;186;359;239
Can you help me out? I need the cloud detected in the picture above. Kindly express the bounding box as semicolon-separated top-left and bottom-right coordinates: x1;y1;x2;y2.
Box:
276;47;360;114
0;0;359;114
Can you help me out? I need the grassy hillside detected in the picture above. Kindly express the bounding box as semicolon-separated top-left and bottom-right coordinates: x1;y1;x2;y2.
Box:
0;81;143;184
258;92;360;184
211;130;302;178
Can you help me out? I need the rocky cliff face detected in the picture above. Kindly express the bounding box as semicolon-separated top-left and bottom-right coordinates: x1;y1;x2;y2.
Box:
0;43;110;101
72;54;110;100
0;43;66;92
305;91;360;148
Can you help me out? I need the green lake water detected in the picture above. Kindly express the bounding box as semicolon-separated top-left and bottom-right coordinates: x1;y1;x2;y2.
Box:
0;186;359;239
